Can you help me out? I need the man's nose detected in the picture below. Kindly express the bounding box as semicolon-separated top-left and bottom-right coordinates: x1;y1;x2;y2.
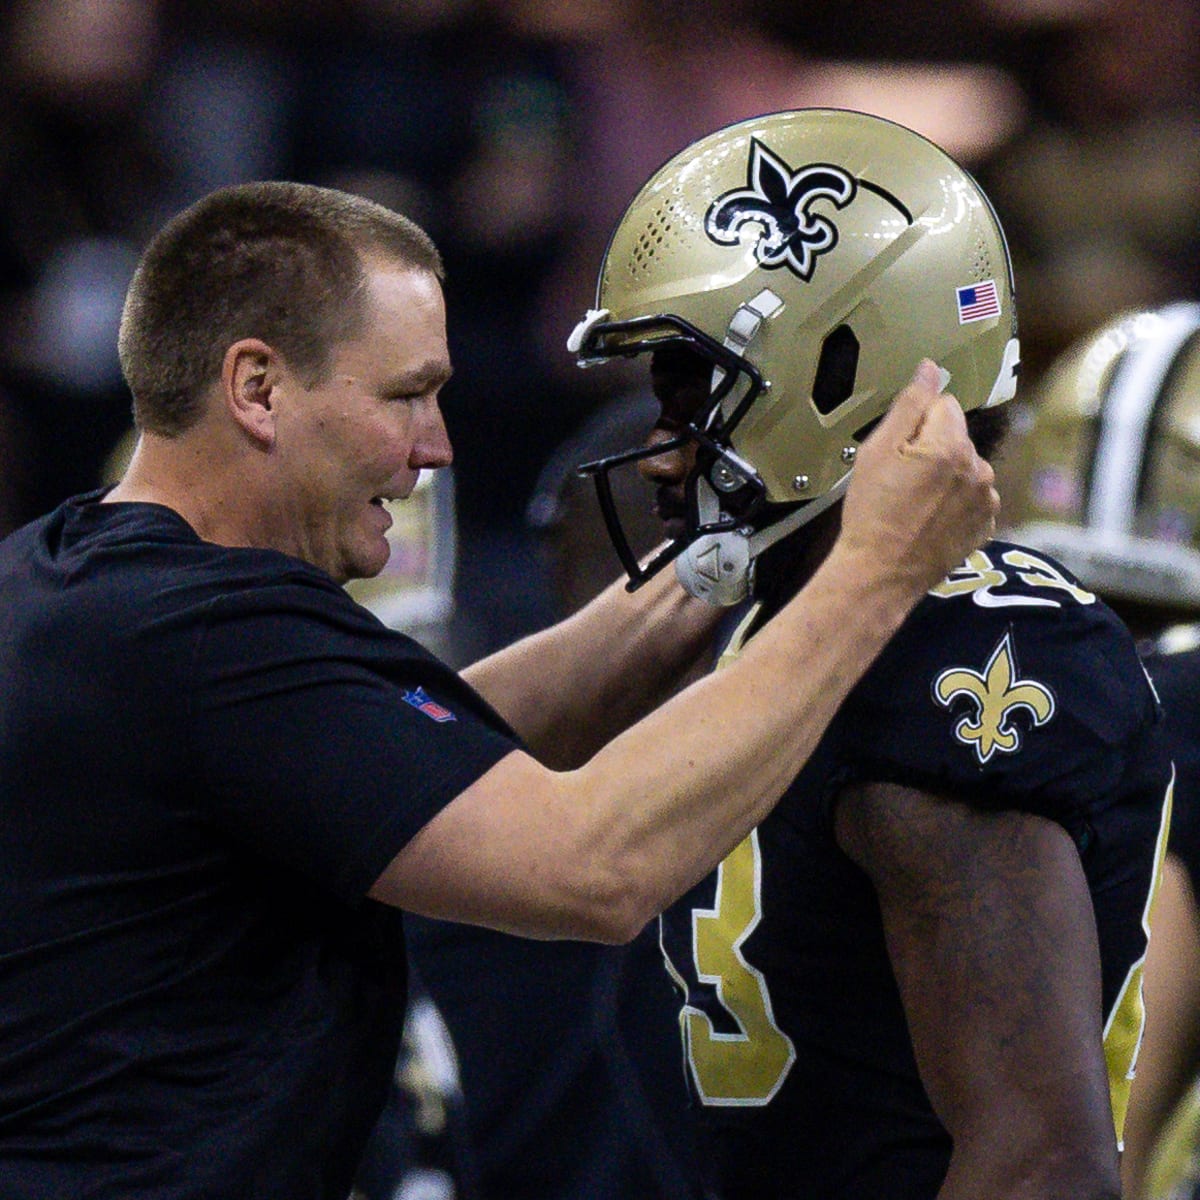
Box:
636;427;690;483
412;400;453;469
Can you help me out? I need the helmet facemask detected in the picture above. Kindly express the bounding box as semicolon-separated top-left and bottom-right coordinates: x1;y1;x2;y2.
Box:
574;314;840;605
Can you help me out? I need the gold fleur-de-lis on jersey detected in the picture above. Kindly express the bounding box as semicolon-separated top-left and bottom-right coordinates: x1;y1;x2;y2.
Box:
933;632;1056;764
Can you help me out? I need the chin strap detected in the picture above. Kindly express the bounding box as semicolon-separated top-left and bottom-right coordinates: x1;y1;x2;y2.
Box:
676;472;851;606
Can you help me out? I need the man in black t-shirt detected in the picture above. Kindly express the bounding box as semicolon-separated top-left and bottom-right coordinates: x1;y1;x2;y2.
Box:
0;178;997;1198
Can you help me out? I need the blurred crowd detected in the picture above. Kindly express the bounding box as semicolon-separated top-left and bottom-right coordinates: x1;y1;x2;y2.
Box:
4;5;1200;1200
1;0;1199;655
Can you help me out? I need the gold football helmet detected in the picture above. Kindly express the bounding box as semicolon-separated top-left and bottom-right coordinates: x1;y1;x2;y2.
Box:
568;107;1020;605
1000;301;1200;609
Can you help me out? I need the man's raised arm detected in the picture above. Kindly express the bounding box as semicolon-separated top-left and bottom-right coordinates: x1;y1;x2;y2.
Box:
378;361;998;940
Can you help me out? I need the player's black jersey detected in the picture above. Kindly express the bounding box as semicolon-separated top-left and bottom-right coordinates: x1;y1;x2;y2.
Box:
1138;633;1200;1200
1145;635;1200;895
660;542;1173;1200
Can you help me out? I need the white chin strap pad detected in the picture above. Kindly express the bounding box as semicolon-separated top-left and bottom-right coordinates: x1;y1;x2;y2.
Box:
676;472;852;607
675;531;753;607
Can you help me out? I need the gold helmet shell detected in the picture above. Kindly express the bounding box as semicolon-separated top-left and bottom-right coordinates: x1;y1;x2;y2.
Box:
1000;302;1200;610
570;108;1019;600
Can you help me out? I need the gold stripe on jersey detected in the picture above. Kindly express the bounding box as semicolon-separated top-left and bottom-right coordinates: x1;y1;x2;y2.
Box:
1108;766;1176;1147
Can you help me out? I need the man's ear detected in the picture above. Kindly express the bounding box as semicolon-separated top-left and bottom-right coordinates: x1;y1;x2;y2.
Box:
222;339;281;448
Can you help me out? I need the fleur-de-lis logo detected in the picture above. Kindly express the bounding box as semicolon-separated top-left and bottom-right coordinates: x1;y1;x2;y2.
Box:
705;139;857;281
933;632;1056;765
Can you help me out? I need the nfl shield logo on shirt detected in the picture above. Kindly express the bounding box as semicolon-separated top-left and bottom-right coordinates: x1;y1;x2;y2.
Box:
401;687;457;722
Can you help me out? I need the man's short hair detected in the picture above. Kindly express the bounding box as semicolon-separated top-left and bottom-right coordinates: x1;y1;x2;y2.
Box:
118;181;444;435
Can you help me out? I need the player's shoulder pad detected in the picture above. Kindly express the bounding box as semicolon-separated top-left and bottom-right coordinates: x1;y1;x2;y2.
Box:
843;541;1158;779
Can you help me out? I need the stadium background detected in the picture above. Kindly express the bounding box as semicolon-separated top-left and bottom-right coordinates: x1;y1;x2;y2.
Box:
2;0;1198;661
3;3;1200;1198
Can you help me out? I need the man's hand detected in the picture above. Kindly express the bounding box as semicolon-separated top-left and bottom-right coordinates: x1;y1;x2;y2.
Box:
838;359;999;594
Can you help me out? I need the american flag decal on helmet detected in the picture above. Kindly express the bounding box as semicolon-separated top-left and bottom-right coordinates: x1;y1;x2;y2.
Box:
956;280;1000;324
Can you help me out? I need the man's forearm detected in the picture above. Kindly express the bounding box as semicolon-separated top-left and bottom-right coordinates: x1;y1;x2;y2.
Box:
462;562;721;767
565;542;923;924
378;366;1001;938
384;543;927;941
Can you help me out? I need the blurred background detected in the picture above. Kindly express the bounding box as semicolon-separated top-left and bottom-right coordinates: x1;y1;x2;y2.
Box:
4;6;1200;1199
2;0;1199;660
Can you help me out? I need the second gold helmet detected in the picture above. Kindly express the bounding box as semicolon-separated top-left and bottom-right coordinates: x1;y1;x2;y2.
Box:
1001;301;1200;610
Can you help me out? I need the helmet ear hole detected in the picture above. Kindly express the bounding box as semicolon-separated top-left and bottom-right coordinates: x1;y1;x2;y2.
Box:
812;325;860;415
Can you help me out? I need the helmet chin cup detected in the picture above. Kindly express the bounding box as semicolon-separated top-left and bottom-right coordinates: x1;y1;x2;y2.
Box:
675;530;753;607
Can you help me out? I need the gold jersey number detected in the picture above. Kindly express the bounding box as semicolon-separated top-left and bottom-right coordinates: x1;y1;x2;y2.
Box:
662;829;795;1105
665;778;1174;1133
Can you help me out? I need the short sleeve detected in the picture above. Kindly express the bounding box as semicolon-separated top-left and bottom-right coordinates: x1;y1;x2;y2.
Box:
185;581;519;902
830;546;1163;832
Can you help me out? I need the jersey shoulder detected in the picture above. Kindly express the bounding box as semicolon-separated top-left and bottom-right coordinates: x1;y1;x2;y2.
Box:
832;541;1162;803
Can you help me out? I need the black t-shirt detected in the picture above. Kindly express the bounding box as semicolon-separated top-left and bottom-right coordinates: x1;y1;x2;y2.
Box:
661;542;1172;1200
0;493;519;1199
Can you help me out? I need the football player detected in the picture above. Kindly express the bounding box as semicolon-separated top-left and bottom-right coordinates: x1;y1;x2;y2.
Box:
569;108;1173;1199
1000;302;1200;1200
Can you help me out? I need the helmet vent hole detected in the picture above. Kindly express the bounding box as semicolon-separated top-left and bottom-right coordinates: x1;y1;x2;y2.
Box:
628;203;686;279
973;234;991;279
812;325;860;415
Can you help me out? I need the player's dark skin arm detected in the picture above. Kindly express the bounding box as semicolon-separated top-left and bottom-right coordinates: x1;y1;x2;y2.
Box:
835;781;1121;1200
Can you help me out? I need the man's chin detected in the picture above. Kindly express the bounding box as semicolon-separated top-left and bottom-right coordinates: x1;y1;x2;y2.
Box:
343;537;392;585
658;515;688;542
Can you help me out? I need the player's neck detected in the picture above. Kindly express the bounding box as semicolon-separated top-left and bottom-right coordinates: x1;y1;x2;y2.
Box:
754;508;841;617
